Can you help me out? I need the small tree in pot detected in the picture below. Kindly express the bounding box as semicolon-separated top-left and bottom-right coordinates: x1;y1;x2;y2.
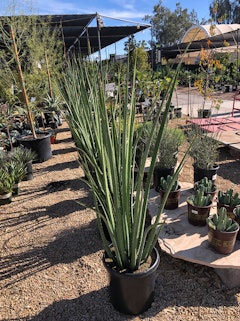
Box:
153;127;185;191
188;126;220;183
0;12;63;162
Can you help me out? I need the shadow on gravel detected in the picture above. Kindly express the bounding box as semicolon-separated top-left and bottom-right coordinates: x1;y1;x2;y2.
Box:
26;251;240;321
217;146;240;185
52;145;77;155
0;219;101;289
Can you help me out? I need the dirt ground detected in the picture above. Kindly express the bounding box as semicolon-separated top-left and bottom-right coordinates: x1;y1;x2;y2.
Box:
0;105;240;320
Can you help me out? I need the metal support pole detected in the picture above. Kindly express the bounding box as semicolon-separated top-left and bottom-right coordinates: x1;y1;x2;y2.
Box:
97;14;103;77
237;28;239;89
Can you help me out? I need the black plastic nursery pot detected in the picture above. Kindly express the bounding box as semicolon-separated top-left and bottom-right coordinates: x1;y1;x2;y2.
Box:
197;109;212;118
103;247;160;315
193;164;219;184
17;132;52;163
153;166;174;192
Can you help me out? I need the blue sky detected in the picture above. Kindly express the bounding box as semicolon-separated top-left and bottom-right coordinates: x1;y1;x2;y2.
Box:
1;0;212;57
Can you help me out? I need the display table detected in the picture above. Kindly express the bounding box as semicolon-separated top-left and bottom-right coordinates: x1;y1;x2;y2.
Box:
148;183;240;288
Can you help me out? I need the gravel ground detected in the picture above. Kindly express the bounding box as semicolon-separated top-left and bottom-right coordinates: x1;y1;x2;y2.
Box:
0;114;240;321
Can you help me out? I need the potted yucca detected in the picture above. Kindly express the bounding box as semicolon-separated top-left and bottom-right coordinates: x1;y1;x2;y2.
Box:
60;57;190;315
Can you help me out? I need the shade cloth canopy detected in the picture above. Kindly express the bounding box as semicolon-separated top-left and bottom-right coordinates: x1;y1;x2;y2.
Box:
0;13;150;56
160;24;240;59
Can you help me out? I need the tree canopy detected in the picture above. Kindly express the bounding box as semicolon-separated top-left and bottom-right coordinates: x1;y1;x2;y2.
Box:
209;0;240;23
144;1;201;48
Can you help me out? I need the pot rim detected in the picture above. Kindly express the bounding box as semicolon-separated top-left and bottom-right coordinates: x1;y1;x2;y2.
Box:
103;246;160;278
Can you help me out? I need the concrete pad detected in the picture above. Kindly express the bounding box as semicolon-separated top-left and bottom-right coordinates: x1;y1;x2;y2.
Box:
148;184;240;288
218;131;240;145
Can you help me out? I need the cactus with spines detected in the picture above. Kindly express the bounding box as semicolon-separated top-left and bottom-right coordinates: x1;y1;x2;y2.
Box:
218;189;240;207
195;177;217;193
188;186;212;207
207;207;239;232
159;175;179;191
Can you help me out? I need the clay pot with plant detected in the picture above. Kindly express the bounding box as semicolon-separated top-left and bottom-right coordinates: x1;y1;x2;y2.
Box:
217;189;240;219
194;176;217;201
159;175;181;210
207;207;239;254
187;186;212;226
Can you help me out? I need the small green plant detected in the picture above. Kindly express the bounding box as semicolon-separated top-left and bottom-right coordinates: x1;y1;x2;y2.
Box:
156;127;186;168
188;127;219;169
9;146;37;165
188;186;212;206
207;207;239;232
159;175;179;191
0;167;14;194
195;177;217;193
218;189;240;207
7;160;26;184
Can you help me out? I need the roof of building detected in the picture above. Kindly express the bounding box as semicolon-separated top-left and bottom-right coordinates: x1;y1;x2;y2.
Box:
161;24;240;59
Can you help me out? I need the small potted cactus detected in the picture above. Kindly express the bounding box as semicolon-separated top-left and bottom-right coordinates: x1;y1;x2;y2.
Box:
187;186;212;226
207;207;239;254
159;175;181;210
194;176;217;201
217;189;240;219
233;207;240;240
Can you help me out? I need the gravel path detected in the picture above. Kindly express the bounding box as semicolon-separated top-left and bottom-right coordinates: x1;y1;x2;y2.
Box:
0;120;239;321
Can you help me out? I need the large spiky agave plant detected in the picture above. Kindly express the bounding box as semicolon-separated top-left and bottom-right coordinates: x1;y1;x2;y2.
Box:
59;56;190;272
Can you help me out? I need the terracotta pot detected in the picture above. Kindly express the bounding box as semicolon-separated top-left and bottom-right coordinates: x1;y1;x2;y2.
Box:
187;200;212;226
159;185;181;210
208;224;239;254
50;135;57;144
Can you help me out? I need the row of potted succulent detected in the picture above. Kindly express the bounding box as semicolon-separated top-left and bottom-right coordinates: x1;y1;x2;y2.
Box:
0;147;36;205
159;174;240;254
187;178;240;254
